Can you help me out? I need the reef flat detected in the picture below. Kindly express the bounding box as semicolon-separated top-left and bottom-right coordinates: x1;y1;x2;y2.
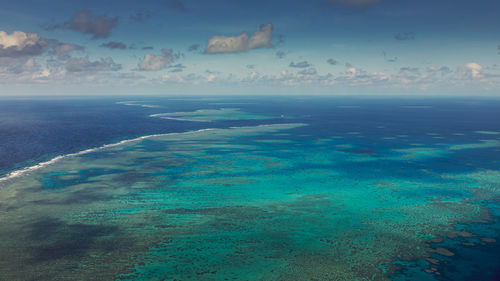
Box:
149;108;274;122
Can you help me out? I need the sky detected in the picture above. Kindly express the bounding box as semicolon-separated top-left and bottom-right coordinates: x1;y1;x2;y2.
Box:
0;0;500;96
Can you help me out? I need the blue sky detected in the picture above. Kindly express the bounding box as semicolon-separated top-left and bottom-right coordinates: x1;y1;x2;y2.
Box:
1;0;500;95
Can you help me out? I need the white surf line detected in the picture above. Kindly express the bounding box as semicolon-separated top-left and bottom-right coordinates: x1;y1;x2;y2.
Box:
0;124;305;184
156;117;213;122
0;128;215;184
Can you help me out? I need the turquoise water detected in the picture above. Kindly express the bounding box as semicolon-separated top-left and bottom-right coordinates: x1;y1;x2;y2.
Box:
0;97;499;280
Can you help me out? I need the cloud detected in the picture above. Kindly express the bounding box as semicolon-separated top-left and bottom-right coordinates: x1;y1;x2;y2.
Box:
458;62;483;78
188;44;200;52
4;57;39;74
289;61;311;68
204;23;273;54
0;30;49;57
427;66;451;75
298;68;318;75
0;30;83;61
138;48;181;71
327;0;382;8
498;45;500;54
51;43;84;60
400;67;419;73
0;56;53;82
142;46;154;50
159;72;218;84
387;57;398;62
239;64;390;88
170;0;187;12
169;63;186;72
100;41;127;49
246;64;255;69
50;10;118;39
276;50;286;59
395;32;415;41
147;60;500;93
327;58;338;65
117;72;146;80
66;56;122;72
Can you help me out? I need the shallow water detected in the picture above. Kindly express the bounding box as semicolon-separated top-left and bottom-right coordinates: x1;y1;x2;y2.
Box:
0;97;499;280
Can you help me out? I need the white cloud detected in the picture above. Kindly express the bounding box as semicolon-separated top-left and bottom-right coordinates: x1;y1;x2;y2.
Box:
0;30;48;57
0;31;39;49
138;48;180;71
460;62;483;78
204;24;273;54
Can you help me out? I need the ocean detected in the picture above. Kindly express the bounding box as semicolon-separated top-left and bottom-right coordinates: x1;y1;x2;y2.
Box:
0;96;499;280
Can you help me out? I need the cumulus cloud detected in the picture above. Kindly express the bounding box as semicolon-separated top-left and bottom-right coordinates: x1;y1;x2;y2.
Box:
66;56;122;72
0;30;49;57
204;23;273;54
0;56;53;82
458;62;483;78
47;10;118;39
0;30;83;61
138;48;181;71
327;0;382;8
100;41;128;49
289;61;311;68
395;32;415;41
327;58;338;65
